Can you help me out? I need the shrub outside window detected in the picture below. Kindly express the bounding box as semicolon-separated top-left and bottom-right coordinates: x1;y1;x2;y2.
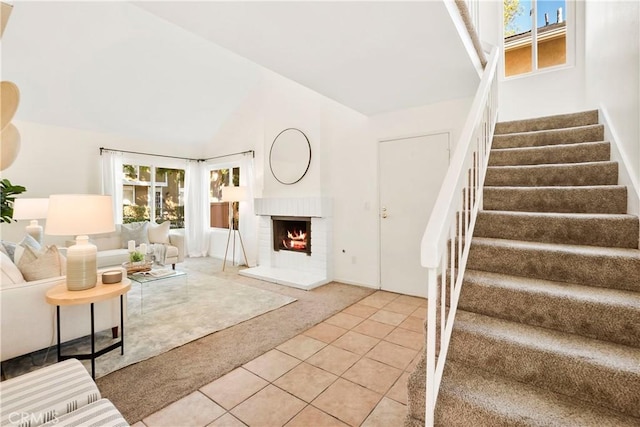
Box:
122;164;185;228
209;167;240;229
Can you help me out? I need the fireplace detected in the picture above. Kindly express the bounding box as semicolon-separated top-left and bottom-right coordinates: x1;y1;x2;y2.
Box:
272;216;311;255
239;197;331;290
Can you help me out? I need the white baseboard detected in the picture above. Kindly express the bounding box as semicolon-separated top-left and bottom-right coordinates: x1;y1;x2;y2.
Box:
599;106;640;218
332;277;379;290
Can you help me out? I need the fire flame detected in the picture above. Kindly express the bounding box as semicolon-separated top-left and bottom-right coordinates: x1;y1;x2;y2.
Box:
283;229;307;249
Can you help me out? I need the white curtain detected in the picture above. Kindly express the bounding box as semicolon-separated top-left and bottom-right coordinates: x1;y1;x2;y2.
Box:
239;152;257;267
101;150;123;224
185;160;210;257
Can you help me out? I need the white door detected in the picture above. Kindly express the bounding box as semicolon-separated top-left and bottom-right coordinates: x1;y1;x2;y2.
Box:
379;133;450;297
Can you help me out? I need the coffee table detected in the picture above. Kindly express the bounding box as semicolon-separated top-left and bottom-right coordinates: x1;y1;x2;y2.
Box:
127;269;187;314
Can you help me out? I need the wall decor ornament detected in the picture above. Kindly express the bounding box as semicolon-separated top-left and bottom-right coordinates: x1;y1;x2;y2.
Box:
0;81;21;171
269;128;311;185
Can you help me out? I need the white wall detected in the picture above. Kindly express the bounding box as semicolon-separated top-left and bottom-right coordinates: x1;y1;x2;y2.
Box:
0;120;198;244
584;1;640;197
478;0;502;48
498;1;587;121
203;71;473;288
204;71;342;262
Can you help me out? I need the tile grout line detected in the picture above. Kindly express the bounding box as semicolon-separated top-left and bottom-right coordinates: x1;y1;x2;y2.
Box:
147;291;424;427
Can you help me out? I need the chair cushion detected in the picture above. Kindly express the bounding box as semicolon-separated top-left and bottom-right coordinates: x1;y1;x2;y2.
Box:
91;234;122;252
0;359;100;427
96;249;130;269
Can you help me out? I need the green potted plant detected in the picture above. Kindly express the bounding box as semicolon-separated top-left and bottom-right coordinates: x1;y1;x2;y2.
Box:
129;251;145;263
0;179;26;223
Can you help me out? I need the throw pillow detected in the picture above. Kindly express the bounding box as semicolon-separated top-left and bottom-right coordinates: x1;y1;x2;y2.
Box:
0;251;25;285
19;234;41;251
0;241;17;261
120;222;149;249
148;221;170;244
13;234;44;265
15;245;63;281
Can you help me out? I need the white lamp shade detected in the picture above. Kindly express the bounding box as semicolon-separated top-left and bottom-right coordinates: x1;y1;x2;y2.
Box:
221;186;247;202
46;194;115;236
13;198;49;220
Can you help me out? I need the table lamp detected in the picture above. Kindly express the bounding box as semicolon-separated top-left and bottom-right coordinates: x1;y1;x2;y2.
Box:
12;198;49;244
221;186;249;271
45;194;114;291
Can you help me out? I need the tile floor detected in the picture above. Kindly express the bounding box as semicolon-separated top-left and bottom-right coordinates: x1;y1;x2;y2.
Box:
132;290;426;427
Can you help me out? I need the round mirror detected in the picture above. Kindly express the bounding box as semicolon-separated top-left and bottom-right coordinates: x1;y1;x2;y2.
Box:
269;128;311;185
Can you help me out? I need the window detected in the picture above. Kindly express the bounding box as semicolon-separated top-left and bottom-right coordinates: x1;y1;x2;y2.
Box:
209;167;240;229
122;164;185;228
504;0;569;77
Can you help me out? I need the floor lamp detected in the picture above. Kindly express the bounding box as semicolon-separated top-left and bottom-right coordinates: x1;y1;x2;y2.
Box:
221;186;249;271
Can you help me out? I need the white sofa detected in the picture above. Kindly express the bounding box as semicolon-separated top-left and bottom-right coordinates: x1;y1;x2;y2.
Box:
1;272;121;362
1;236;122;362
91;222;185;269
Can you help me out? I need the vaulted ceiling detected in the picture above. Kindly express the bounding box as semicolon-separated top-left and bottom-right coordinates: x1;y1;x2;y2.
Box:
2;1;479;147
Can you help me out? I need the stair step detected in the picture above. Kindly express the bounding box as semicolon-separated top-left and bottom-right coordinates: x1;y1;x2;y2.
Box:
485;161;618;187
437;360;640;426
495;110;599;135
449;310;640;418
466;237;640;291
483;185;627;214
459;270;640;347
492;124;604;149
473;211;639;248
489;141;610;166
406;351;426;423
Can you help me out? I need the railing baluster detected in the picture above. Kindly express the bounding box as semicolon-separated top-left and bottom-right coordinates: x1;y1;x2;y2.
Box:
420;45;499;426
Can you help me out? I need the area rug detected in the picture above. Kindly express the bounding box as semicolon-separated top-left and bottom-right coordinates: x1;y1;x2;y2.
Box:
1;263;296;380
96;257;376;424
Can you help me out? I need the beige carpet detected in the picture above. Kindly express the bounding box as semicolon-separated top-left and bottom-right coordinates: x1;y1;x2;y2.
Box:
1;260;297;380
96;257;375;424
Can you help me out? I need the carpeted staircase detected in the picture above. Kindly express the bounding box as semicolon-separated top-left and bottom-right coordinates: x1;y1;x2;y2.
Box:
406;110;640;426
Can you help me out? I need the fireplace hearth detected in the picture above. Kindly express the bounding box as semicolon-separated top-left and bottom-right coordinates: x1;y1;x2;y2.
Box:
272;216;311;255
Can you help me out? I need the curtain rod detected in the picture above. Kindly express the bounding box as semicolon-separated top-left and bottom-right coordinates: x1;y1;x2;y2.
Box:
99;147;203;162
99;148;255;162
202;150;255;161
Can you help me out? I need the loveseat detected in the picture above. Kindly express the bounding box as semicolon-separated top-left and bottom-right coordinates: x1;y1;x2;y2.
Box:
91;221;184;269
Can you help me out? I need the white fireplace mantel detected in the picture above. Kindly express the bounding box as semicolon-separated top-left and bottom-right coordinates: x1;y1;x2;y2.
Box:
253;197;331;218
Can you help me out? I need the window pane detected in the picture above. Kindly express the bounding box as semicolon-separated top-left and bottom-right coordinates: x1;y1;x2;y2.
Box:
122;164;184;228
537;0;566;69
209;168;241;229
156;168;185;228
122;164;151;224
504;0;533;76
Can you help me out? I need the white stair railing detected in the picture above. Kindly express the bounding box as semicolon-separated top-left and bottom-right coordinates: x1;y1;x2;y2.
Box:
420;44;500;426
